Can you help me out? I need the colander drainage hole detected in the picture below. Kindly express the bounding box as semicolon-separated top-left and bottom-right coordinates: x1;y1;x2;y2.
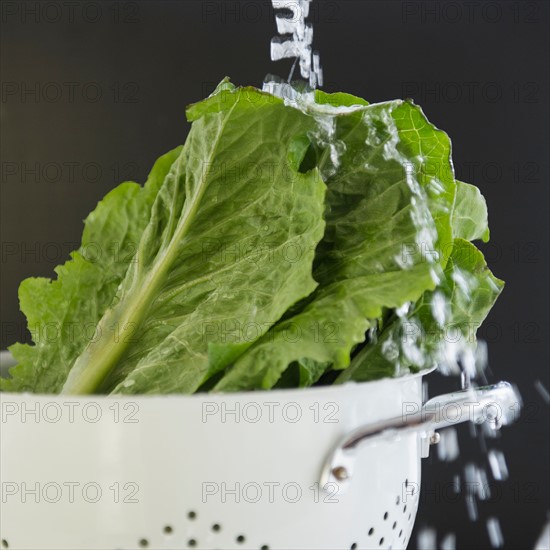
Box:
379;537;384;546
260;546;270;550
139;539;149;548
188;539;197;548
1;540;8;549
398;530;403;537
188;510;197;520
383;511;388;520
403;505;407;513
350;544;358;549
395;496;400;505
392;522;397;530
212;524;221;532
163;525;173;535
236;535;246;544
368;528;374;536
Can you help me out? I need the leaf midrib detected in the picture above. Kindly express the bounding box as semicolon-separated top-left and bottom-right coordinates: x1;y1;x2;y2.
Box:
61;98;241;394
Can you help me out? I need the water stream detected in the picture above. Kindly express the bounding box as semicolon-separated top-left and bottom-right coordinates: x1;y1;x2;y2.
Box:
267;0;323;88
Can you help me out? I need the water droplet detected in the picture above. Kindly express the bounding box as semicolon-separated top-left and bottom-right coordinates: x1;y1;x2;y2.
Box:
437;428;459;462
417;527;437;550
534;379;550;405
441;533;456;550
487;450;509;481
486;517;504;548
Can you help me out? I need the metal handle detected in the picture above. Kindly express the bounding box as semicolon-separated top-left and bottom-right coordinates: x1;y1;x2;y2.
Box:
319;381;520;492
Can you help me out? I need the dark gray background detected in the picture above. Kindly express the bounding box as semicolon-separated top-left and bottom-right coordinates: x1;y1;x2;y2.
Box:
1;1;549;548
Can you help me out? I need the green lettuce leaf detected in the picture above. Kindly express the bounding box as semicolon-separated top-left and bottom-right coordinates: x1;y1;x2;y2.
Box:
337;238;504;383
214;99;457;391
314;89;369;108
452;180;490;242
60;84;326;395
2;80;502;395
1;148;182;393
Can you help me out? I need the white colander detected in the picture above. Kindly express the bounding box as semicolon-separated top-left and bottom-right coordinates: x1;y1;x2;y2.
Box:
0;351;519;550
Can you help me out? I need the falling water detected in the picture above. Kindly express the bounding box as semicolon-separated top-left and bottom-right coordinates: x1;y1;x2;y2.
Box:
268;0;323;88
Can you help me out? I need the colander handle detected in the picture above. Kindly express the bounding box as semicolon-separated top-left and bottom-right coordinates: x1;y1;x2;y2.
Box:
319;381;520;492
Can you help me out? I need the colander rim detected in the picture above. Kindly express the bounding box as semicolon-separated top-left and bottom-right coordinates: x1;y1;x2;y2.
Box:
0;349;435;401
